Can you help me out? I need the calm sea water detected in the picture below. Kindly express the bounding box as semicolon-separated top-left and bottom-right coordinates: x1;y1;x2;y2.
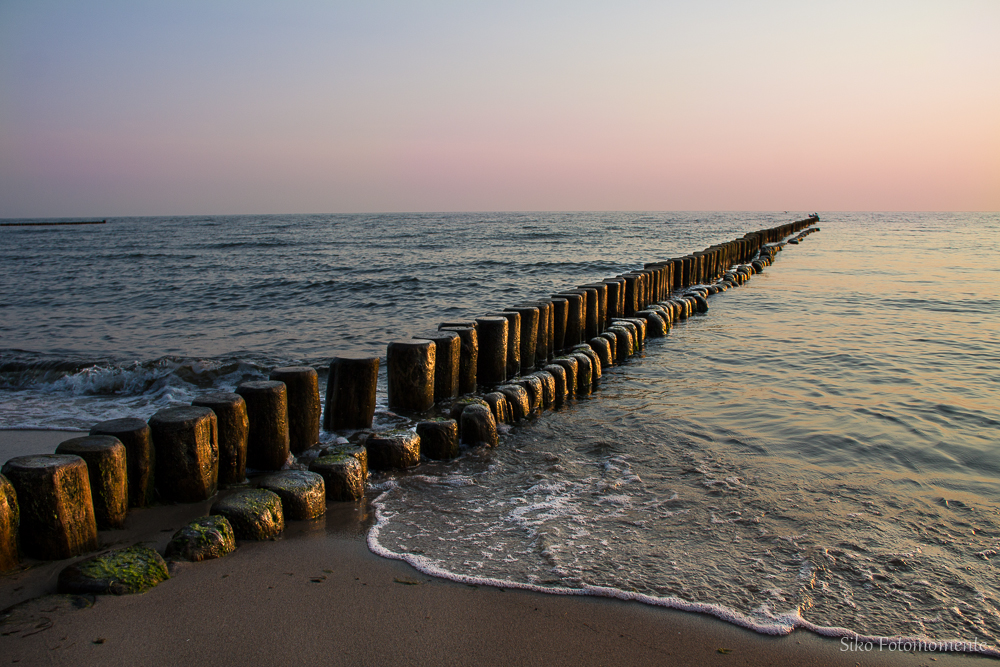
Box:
2;212;999;652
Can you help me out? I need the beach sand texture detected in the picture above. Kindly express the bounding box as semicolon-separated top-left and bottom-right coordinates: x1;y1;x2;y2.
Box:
0;430;992;666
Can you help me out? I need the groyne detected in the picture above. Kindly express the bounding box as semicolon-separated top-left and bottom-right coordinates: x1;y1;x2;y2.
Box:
0;216;819;591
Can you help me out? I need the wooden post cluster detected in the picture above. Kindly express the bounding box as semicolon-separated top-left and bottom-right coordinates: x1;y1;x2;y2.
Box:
0;217;817;565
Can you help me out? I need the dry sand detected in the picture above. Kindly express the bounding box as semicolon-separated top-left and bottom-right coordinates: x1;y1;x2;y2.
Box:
1;430;993;666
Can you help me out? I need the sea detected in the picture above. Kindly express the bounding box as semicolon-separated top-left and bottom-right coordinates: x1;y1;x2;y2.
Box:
1;211;999;654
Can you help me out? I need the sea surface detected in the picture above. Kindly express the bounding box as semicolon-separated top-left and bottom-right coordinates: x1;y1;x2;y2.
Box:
2;211;999;653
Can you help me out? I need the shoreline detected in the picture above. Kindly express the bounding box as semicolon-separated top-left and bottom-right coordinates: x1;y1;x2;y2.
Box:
2;429;994;665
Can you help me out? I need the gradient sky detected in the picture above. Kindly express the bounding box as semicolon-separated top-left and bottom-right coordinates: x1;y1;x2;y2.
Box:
1;1;998;216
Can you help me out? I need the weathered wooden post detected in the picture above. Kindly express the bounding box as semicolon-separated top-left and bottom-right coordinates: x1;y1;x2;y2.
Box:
90;417;155;507
149;405;219;501
2;455;98;560
236;381;289;471
414;332;459;403
553;292;584;347
324;357;379;430
504;306;539;372
549;297;568;353
191;392;248;486
438;324;478;394
55;435;128;530
269;366;320;453
490;311;521;379
416;420;459;459
475;316;508;388
387;339;436;413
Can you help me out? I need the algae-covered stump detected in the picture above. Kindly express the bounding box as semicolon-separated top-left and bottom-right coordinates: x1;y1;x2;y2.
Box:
309;454;365;501
482;392;512;425
148;406;219;503
321;443;368;479
572;345;602;387
588;336;613;368
211;489;284;540
496;384;530;421
366;431;420;470
58;545;169;595
514;375;544;414
415;420;459;460
257;470;326;520
269;366;321;454
449;397;490;423
460;404;498;448
0;474;18;572
55;435;128;530
1;454;98;560
191;391;249;486
165;515;236;562
236;380;290;471
550;357;579;398
569;353;593;395
90;417;155;507
528;370;557;409
543;364;568;404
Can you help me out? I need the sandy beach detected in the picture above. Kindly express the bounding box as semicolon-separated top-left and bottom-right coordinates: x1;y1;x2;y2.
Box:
0;430;992;666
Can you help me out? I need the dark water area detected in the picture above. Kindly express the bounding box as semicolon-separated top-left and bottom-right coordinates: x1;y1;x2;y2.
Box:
2;211;999;652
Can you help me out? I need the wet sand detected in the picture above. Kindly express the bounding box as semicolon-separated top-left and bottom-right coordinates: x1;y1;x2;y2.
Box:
1;430;993;666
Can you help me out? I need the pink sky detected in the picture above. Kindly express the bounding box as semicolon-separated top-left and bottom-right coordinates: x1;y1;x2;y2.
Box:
1;1;997;216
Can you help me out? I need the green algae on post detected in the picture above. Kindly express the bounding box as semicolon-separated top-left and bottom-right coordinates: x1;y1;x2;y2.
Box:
165;515;236;562
57;545;169;595
211;489;284;540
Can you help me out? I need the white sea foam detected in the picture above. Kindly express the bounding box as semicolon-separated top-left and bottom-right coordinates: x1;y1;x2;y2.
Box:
368;483;1000;657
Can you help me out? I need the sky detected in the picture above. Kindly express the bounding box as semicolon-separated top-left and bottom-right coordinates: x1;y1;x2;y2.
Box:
1;0;998;217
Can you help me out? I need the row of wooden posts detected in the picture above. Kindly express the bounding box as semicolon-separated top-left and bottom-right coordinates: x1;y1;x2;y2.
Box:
0;217;818;570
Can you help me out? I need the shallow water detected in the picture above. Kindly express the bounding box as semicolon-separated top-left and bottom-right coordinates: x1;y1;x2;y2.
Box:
2;211;999;652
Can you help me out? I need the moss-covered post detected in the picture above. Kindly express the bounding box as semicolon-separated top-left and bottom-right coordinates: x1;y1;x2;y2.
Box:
1;455;98;560
324;356;379;430
475;316;508;388
191;392;248;487
55;435;128;530
387;339;436;413
602;279;622;321
90;417;155;508
269;366;320;454
0;474;18;572
149;406;219;502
